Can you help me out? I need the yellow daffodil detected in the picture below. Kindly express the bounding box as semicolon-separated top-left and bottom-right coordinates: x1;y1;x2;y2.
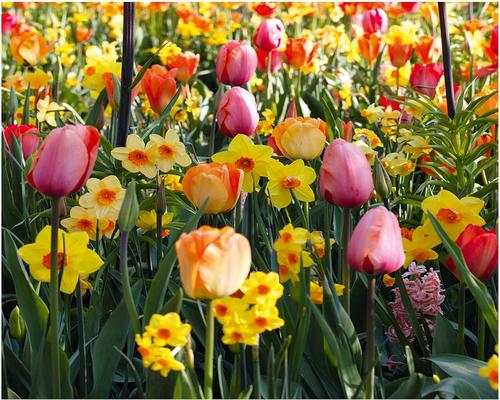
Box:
148;347;185;377
266;159;316;209
61;206;115;240
24;68;52;90
157;42;182;65
17;226;104;294
361;104;385;123
402;226;441;267
421;190;485;241
381;152;416;177
246;305;284;333
278;261;301;283
479;346;498;390
383;274;396;287
145;312;191;347
161;174;183;191
212;134;274;193
273;223;309;252
310;281;344;304
277;249;314;272
36;96;63;127
149;130;192;173
385;24;418;46
240;272;284;305
257;109;276;136
400;135;433;159
212;297;248;324
111;134;158;179
384;62;411;87
221;320;258;346
136;210;173;237
308;231;335;258
353;128;383;149
79;175;125;220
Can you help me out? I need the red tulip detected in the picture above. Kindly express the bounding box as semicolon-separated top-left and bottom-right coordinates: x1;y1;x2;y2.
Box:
141;64;178;115
388;42;413;68
410;63;444;97
319;139;373;208
415;35;441;65
253;18;285;51
253;3;277;16
484;25;498;62
400;2;419;12
256;49;283;73
217;87;259;137
27;124;100;197
216;40;257;86
348;206;405;274
3;124;40;160
167;51;200;83
446;225;498;281
2;13;17;34
362;8;388;34
103;73;140;111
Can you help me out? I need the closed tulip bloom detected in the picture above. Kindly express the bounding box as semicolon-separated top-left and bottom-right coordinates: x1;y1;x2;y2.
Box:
103;72;140;111
320;139;373;208
182;162;243;214
176;226;251;300
358;33;382;64
76;26;93;43
256;49;284;73
388;42;413;68
3;124;41;160
253;2;277;16
272;117;327;160
141;64;178;115
348;207;405;274
446;225;498;281
362;8;388;34
10;30;53;66
167;51;200;83
27;124;100;197
285;38;318;68
216;40;257;86
415;35;440;64
217;87;259;137
410;63;444;97
253;18;285;51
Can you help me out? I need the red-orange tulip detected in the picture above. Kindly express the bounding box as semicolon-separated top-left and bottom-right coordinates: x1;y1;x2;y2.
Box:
388;42;413;68
141;65;178;115
358;33;382;64
167;51;200;83
415;35;440;65
285;38;318;69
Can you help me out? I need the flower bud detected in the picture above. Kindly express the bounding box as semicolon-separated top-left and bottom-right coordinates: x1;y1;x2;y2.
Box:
217;87;259;138
373;156;392;199
9;306;26;340
253;18;285;51
216;40;257;86
118;181;140;232
155;180;167;216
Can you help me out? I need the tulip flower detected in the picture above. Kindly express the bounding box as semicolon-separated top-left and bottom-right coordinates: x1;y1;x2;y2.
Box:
484;25;498;62
409;63;444;97
253;18;285;51
256;49;284;73
27;124;100;197
385;25;415;68
347;206;405;274
3;124;40;160
358;33;382;64
362;8;388;34
76;26;93;43
217;87;259;138
175;226;251;299
141;64;178;115
401;2;419;12
216;40;257;86
167;51;200;83
253;2;277;16
103;72;140;111
320;139;374;208
182;162;243;214
10;30;53;66
2;13;17;34
285;38;318;69
446;224;498;281
272;117;327;160
415;35;441;64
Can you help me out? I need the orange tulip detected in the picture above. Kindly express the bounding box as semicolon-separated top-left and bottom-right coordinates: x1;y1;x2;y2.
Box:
103;72;140;111
358;33;382;64
76;26;93;43
415;35;440;65
10;30;53;66
182;162;243;214
167;51;200;83
388;42;413;68
141;64;178;115
176;226;251;300
285;38;318;69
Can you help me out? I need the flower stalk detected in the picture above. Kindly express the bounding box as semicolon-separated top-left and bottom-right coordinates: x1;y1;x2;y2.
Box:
204;300;215;399
342;207;351;314
365;274;376;400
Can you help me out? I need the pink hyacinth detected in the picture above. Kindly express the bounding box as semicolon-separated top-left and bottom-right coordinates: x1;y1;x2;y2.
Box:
386;263;445;346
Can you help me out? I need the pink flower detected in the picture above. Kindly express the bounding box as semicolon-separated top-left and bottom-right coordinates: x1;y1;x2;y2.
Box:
217;87;259;138
216;40;257;86
2;13;17;34
347;207;405;274
362;8;389;34
409;63;444;98
256;49;284;73
253;18;286;51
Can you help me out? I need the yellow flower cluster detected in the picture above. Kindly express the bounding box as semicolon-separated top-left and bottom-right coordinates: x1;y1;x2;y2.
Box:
479;345;498;390
213;272;284;347
82;42;122;95
135;312;191;377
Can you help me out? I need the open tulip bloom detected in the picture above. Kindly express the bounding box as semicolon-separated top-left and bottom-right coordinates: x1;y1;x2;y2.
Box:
2;3;499;400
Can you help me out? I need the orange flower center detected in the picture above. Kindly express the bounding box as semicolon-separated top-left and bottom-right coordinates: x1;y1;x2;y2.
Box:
231;332;243;341
96;188;117;205
157;328;171;340
401;227;413;241
235;157;255;173
128;149;149;165
254;317;268;328
86;66;96;76
279;264;289;275
281;176;301;189
315;246;325;257
257;284;270;295
158;144;174;158
138;346;150;358
436;208;461;224
413;248;432;263
215;304;228;317
490;369;498;385
287;253;299;264
76;218;94;231
158;359;170;368
281;232;292;242
42;252;67;270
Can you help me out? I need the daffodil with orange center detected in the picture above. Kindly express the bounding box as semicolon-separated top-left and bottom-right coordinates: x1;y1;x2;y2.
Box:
310;281;344;304
212;297;248;324
266;159;316;209
402;226;441;267
149;130;191;173
61;206;114;240
79;175;125;220
421;190;485;241
246;305;284;333
17;226;104;294
273;223;309;252
212;134;274;192
145;312;191;347
221;319;259;346
240;271;284;305
111;134;158;179
149;347;185;377
479;346;499;390
308;230;335;258
161;174;183;191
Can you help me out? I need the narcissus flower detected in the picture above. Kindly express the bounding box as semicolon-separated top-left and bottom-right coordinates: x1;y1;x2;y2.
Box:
145;312;191;347
240;271;283;305
212;297;248;324
221;320;258;346
111;134;158;179
310;281;344;304
479;347;499;390
136;210;173;237
402;226;440;267
61;206;115;240
145;346;185;377
78;175;125;220
17;226;104;294
212;134;274;192
267;159;316;208
273;223;309;252
421;190;485;241
149;130;191;173
182;162;243;214
247;305;284;333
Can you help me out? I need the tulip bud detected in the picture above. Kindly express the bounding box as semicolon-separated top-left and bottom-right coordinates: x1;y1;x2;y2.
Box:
155;180;167;215
409;63;444;98
373;156;392;200
362;8;388;34
348;206;405;274
118;181;140;232
9;306;26;340
217;87;259;138
216;40;257;86
286;98;297;119
253;18;286;51
184;334;195;369
141;65;178;115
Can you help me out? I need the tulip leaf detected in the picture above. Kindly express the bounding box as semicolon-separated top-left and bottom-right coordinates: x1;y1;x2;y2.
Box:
421;377;481;399
427;213;498;342
129;40;172;90
85;89;108;128
22;84;31;125
387;373;426;399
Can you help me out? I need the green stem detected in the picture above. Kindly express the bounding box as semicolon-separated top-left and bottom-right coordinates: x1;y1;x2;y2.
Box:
76;280;87;397
49;196;61;398
156;211;162;269
204;300;215;399
252;344;261;399
341;207;351;315
266;52;273;101
477;305;485;361
458;283;466;354
208;101;217;157
365;274;376;400
119;231;140;333
323;203;333;277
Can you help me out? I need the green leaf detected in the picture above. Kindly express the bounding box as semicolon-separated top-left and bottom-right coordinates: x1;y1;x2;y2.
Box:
432;315;459;355
22;84;31;125
85;89;108;127
421;377;481;399
387;373;426;399
129;40;171;90
428;213;498;342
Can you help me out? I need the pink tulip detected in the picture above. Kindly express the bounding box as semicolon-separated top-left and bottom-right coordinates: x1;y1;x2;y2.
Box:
3;124;41;160
348;207;405;274
2;13;17;34
27;124;100;197
319;139;373;208
362;8;388;34
256;49;284;73
217;87;259;138
216;40;257;86
253;18;286;51
409;63;444;98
